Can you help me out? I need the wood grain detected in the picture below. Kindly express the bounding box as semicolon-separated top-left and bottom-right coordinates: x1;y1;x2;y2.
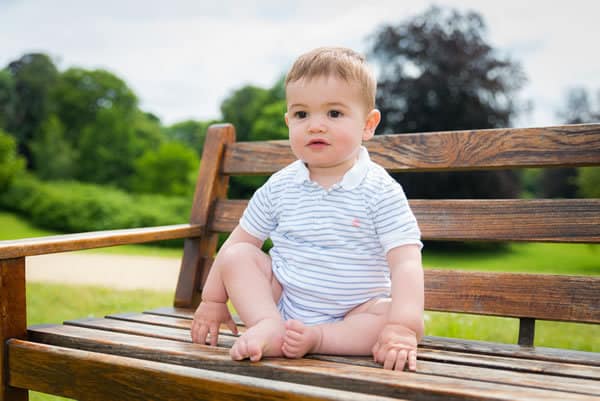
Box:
424;270;600;323
223;124;600;175
0;224;201;259
0;258;28;401
175;124;236;308
9;340;393;401
25;325;598;401
211;199;600;243
76;314;600;382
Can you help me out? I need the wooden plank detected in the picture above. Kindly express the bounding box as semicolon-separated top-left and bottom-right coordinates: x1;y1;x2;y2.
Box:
211;199;600;243
421;336;600;367
175;124;236;308
0;258;28;401
223;124;600;175
99;314;600;382
26;324;597;401
424;270;600;323
0;224;201;259
8;340;394;401
142;309;600;367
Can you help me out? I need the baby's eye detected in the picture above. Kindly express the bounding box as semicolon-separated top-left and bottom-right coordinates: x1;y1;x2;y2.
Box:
294;111;307;119
328;110;342;118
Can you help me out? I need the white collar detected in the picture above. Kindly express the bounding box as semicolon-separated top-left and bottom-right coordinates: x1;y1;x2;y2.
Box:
293;146;371;190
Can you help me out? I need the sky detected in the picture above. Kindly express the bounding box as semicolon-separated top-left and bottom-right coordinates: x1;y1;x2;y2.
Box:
1;0;599;128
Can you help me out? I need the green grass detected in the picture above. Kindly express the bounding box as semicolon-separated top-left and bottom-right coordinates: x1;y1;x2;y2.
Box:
422;242;600;275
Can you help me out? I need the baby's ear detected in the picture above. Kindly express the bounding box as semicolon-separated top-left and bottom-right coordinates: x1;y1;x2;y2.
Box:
363;109;381;140
284;112;289;127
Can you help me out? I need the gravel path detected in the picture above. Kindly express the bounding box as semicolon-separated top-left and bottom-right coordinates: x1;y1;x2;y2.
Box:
26;252;181;291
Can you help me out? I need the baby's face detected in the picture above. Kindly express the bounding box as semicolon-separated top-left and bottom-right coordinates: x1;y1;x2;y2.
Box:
285;76;378;176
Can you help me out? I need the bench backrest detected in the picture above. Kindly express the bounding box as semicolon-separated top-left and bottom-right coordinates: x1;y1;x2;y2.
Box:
175;123;600;345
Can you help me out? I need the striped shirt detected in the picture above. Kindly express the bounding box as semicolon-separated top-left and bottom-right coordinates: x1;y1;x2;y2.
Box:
240;147;422;325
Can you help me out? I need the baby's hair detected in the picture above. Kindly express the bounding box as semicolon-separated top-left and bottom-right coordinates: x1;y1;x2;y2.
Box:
285;47;377;110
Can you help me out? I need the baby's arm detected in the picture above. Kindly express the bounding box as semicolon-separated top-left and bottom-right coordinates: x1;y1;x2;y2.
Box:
372;244;424;371
191;225;263;345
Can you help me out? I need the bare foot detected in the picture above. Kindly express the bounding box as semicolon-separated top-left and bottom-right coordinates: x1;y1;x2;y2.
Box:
230;318;285;362
282;320;322;358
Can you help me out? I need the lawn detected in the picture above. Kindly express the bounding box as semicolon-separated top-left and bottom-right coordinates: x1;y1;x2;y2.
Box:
2;210;598;400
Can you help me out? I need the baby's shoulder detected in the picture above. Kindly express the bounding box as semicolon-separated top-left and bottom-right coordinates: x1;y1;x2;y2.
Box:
364;161;401;190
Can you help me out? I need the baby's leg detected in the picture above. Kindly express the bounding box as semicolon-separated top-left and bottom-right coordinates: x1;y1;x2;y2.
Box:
282;298;390;358
218;242;284;361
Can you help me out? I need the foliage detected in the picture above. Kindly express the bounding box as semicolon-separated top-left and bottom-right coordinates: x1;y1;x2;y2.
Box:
368;7;524;199
30;115;77;179
1;53;59;166
553;87;600;198
220;77;286;142
0;174;190;233
577;167;600;198
0;128;25;190
164;119;214;156
131;142;199;196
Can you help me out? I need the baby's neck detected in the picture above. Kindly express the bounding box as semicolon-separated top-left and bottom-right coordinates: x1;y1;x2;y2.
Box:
309;172;342;190
308;163;355;190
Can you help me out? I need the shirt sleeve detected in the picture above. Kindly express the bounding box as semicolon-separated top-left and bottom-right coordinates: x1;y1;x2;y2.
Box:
372;181;423;254
239;180;277;241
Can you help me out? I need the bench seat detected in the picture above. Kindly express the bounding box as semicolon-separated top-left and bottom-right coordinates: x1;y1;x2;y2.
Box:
7;307;600;400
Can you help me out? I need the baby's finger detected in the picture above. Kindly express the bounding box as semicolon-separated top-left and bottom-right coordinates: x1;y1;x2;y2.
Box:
394;349;408;371
226;318;239;335
193;323;208;345
407;350;418;371
371;342;380;362
208;323;219;346
383;349;398;370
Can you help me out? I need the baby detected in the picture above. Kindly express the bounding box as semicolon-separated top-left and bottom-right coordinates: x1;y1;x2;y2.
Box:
191;46;424;371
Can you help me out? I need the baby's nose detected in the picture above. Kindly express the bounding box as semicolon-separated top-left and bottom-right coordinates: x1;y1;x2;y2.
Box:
307;117;326;133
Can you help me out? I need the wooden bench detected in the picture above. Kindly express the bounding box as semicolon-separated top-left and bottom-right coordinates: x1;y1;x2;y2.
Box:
2;123;600;401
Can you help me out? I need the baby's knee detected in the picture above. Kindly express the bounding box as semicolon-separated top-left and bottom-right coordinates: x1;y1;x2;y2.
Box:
218;242;266;277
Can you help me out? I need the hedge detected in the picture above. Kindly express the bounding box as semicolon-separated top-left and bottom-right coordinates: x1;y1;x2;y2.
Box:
0;174;191;234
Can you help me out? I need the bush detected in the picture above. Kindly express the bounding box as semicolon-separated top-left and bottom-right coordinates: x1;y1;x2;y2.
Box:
0;175;190;234
0;129;25;190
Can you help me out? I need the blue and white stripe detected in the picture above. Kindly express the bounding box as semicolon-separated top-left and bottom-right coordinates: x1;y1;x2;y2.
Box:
240;147;422;325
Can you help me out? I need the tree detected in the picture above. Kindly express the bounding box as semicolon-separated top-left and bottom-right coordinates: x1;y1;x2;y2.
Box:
30;115;77;180
0;128;25;190
556;87;600;198
130;142;199;196
220;78;287;198
164;119;213;156
368;7;525;198
52;67;139;145
3;53;59;166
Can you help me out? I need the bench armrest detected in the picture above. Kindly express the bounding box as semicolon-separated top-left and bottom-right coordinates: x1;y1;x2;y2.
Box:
0;224;204;259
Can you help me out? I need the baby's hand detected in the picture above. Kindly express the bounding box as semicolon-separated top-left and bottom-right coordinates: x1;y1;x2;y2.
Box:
372;323;418;371
191;301;238;346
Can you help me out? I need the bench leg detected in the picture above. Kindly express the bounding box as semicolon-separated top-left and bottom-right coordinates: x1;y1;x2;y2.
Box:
1;257;28;401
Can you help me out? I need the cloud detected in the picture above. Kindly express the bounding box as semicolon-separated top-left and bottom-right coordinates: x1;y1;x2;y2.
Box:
1;0;599;126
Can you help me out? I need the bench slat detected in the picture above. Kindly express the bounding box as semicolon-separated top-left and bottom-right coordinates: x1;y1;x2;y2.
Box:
212;199;600;243
61;317;600;396
9;340;389;401
425;270;600;323
101;314;600;380
26;324;597;401
223;124;600;174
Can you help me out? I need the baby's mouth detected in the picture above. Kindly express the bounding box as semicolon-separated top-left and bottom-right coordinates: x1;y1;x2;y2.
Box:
307;139;330;147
